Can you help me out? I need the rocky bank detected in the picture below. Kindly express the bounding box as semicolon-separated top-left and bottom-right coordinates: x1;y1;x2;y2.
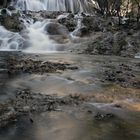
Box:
0;6;140;131
0;9;140;57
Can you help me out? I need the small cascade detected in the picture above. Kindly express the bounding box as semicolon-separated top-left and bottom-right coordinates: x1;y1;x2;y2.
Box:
0;18;58;52
11;0;97;13
71;14;83;38
0;0;98;52
25;20;56;53
0;26;24;51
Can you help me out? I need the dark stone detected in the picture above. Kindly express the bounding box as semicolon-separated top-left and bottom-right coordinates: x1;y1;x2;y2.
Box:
29;118;34;123
0;13;25;32
45;22;69;36
72;26;89;37
82;16;101;32
113;104;122;108
7;6;16;11
7;55;78;75
58;14;77;31
94;112;114;121
1;9;7;15
87;110;92;113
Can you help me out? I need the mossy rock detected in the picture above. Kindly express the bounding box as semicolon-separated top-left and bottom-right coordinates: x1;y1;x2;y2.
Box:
0;14;24;32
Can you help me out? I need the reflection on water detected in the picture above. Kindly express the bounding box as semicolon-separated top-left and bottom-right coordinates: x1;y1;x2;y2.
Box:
0;110;140;140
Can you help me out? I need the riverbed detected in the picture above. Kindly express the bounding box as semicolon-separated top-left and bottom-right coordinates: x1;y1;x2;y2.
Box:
0;51;140;140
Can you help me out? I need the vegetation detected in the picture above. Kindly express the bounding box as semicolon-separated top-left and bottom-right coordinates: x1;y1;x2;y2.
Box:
94;0;140;24
1;0;140;22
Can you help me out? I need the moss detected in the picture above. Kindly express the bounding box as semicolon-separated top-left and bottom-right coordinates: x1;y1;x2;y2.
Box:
0;14;24;32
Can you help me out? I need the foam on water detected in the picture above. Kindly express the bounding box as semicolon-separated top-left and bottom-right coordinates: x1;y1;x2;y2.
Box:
0;26;24;51
24;20;57;53
0;19;57;53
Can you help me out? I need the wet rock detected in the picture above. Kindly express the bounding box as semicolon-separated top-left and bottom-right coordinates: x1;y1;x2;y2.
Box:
84;33;114;55
45;22;69;36
94;112;114;121
0;13;25;32
105;71;116;82
72;26;89;37
7;6;16;11
7;55;78;75
40;11;64;19
58;13;77;31
87;110;92;113
23;11;64;22
68;13;140;57
1;9;10;16
113;104;122;108
82;29;140;57
103;63;140;88
0;105;17;128
0;88;87;128
67;66;78;70
113;32;127;55
29;118;34;123
44;22;70;43
82;16;102;32
121;31;140;57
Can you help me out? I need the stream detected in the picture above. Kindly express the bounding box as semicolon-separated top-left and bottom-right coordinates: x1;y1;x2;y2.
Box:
0;0;140;139
0;52;140;140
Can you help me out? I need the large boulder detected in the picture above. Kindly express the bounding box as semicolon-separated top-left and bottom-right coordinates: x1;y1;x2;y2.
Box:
44;22;70;43
83;31;128;55
45;22;69;36
82;15;102;32
0;13;25;32
84;32;114;55
121;31;140;57
58;13;77;32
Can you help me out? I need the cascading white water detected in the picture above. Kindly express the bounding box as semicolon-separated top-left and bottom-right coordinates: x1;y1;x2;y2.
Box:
0;26;24;50
24;20;56;53
11;0;97;13
0;0;98;52
0;19;57;52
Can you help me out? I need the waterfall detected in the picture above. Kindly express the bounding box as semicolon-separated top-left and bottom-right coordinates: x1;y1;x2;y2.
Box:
24;20;56;53
11;0;97;13
0;0;98;52
0;20;57;52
